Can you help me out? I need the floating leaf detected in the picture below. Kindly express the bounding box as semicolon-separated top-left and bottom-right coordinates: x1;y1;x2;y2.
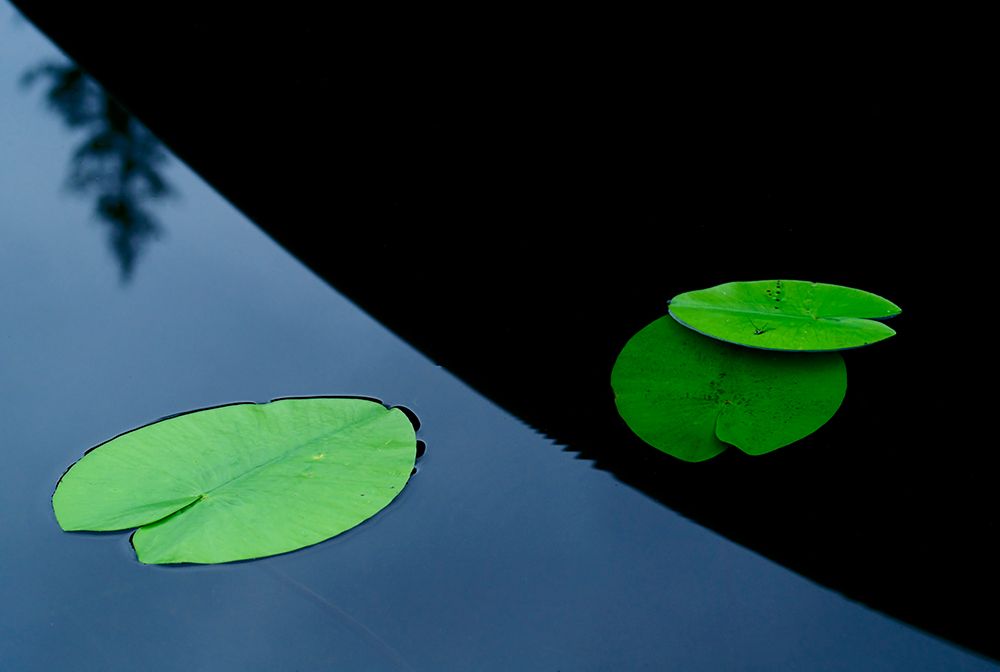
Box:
611;317;846;461
53;398;417;564
668;280;901;351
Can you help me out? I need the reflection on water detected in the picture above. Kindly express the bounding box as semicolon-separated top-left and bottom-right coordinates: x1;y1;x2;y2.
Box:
21;61;172;280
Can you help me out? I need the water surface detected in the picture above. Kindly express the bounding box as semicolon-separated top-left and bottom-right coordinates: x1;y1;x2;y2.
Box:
1;4;995;670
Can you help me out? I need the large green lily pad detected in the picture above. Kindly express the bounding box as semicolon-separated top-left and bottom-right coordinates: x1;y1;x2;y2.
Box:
668;280;901;351
53;397;417;564
611;317;846;461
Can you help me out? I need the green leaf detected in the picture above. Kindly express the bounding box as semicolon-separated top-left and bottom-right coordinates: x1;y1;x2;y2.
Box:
668;280;901;351
611;317;846;461
52;398;417;564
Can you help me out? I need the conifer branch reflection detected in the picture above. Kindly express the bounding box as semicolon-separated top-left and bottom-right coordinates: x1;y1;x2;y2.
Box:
22;62;173;280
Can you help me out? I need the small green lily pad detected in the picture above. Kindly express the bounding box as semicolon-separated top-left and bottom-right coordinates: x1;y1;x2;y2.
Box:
53;397;417;564
611;317;846;461
668;280;901;351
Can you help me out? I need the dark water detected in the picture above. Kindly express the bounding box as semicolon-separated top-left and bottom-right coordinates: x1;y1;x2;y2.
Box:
1;4;995;670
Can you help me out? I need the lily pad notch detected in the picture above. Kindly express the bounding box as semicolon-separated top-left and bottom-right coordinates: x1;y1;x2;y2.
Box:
52;396;422;564
612;280;900;461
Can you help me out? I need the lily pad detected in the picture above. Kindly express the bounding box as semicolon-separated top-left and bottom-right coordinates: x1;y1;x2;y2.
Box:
611;317;846;461
668;280;901;351
52;397;417;564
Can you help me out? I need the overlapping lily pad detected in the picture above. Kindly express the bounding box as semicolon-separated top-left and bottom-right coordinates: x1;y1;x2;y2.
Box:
668;280;901;351
53;397;417;564
611;317;846;461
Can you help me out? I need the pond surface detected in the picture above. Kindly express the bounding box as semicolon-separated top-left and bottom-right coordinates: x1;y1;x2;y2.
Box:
1;4;996;670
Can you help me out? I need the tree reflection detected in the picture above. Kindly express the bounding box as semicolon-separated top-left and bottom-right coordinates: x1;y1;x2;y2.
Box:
22;62;172;280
